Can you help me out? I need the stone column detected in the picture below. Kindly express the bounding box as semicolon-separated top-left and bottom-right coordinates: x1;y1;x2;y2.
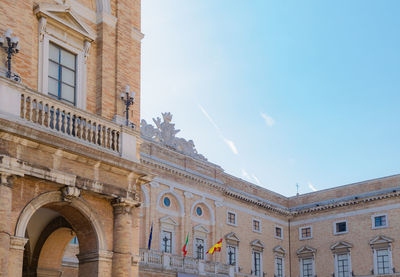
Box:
111;197;138;277
0;173;13;277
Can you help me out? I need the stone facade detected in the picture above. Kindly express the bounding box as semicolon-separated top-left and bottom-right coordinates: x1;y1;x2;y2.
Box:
0;1;399;277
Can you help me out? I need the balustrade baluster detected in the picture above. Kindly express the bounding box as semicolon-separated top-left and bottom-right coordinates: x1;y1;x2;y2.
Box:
27;97;32;121
98;125;102;146
92;123;97;144
38;101;43;125
20;94;25;119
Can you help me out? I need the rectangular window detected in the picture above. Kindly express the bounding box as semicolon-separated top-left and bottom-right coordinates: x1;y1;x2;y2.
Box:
275;226;283;239
253;251;261;276
334;221;347;234
300;226;312;239
228;212;236;225
373;215;388;228
161;230;172;253
48;43;76;105
275;257;283;277
253;219;260;232
227;245;237;266
302;258;313;277
377;249;391;274
337;254;350;277
195;238;205;260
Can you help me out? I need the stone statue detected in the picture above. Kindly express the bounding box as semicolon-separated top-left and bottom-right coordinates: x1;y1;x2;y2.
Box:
140;112;207;161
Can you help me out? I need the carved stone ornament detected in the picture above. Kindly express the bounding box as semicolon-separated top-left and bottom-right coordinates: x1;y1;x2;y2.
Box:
141;112;207;161
112;197;140;215
61;185;80;201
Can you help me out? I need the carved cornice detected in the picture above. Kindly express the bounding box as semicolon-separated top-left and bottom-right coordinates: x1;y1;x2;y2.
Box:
61;185;80;201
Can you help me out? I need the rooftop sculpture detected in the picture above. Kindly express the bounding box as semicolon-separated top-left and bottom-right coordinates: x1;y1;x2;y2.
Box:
141;112;207;161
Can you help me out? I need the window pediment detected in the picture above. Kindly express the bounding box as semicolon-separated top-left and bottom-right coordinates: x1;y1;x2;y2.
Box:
296;245;316;258
159;216;178;226
370;235;393;249
193;224;209;234
273;245;286;256
225;232;240;246
34;3;95;42
250;239;264;252
330;241;352;253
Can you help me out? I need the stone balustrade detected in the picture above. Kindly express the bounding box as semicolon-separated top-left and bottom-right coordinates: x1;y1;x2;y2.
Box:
0;77;138;162
138;248;234;277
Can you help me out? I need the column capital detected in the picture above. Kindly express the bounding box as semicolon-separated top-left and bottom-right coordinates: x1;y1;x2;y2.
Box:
10;236;28;251
77;250;113;264
112;197;140;215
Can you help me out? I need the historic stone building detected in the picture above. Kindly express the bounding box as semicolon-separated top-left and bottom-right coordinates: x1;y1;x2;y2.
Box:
0;1;399;277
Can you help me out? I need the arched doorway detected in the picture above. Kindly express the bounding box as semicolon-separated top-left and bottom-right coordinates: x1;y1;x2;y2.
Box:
16;191;109;277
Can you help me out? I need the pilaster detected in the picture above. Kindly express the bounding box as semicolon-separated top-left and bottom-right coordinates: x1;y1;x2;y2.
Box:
0;173;14;277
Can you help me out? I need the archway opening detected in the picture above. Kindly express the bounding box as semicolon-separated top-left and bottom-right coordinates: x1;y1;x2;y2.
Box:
21;201;100;277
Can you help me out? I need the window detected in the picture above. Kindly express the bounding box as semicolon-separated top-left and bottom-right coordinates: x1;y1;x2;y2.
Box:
275;257;283;277
372;214;388;229
196;206;203;216
299;226;312;240
163;197;171;207
336;253;350;277
253;219;261;232
301;258;313;277
227;211;236;225
227;245;237;267
195;238;205;259
334;221;348;235
376;249;391;274
275;226;283;239
252;251;261;276
161;230;172;253
48;43;76;105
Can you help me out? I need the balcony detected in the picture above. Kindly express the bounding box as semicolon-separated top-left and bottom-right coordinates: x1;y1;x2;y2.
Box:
137;249;235;277
0;76;138;162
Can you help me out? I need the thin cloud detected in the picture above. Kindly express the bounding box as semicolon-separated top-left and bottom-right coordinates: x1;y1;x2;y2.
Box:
308;182;317;192
260;112;275;127
223;138;238;155
241;169;250;179
199;104;239;155
252;174;261;185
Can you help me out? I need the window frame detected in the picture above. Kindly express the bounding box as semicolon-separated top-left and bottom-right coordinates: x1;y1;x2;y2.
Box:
227;211;237;226
252;250;262;276
193;237;206;260
38;21;88;110
372;214;388;229
252;218;261;233
373;248;393;275
160;229;174;254
275;255;285;277
334;252;352;277
275;225;284;240
299;226;313;240
226;244;238;272
333;220;348;235
300;257;314;277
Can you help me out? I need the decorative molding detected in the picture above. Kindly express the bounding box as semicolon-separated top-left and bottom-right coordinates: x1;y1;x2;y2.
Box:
156;189;185;217
273;245;286;256
61;185;80;201
193;224;209;234
190;199;215;225
296;245;316;258
112;197;140;214
83;40;91;62
250;239;264;251
184;191;193;199
150;181;160;188
215;201;224;207
225;232;240;246
330;241;352;253
370;235;393;247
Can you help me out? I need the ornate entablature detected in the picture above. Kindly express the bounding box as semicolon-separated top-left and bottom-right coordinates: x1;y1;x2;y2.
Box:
141;112;207;161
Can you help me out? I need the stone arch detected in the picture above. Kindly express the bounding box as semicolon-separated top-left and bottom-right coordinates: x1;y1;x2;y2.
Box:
190;199;215;225
156;189;185;216
141;185;150;207
15;190;107;252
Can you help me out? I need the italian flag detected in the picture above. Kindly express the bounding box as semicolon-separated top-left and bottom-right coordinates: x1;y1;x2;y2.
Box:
182;232;189;257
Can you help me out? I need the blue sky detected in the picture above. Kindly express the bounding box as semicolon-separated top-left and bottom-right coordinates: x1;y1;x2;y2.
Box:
141;1;400;196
